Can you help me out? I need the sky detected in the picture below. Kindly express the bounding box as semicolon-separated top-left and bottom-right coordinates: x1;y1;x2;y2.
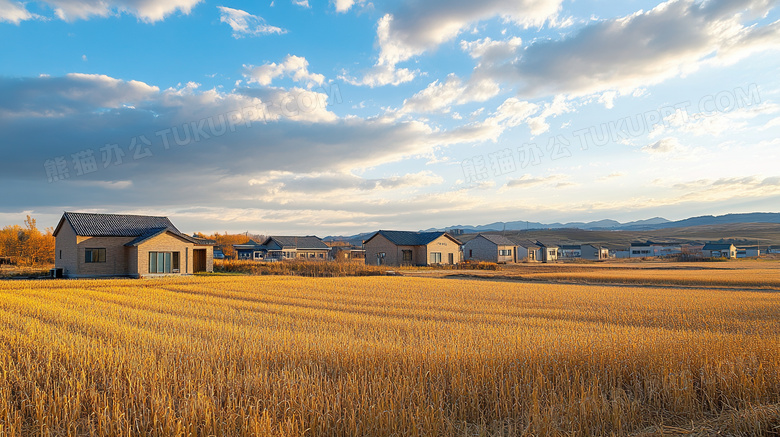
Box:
1;0;779;236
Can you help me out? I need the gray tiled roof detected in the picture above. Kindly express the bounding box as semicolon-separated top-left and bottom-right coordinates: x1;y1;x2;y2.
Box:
62;212;180;236
266;236;329;250
702;243;734;250
58;212;208;246
477;234;517;246
366;230;460;246
507;237;539;248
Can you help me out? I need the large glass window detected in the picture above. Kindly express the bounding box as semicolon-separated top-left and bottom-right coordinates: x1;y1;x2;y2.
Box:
149;252;180;273
85;248;106;263
430;252;442;264
402;250;412;262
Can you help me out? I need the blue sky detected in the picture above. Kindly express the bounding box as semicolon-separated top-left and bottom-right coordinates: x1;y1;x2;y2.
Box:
1;0;779;235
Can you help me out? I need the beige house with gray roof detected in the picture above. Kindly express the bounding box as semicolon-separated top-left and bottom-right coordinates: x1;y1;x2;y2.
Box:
53;212;214;278
363;230;462;266
463;234;518;263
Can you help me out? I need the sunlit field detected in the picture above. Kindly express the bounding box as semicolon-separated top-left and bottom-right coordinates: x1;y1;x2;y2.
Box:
1;276;779;436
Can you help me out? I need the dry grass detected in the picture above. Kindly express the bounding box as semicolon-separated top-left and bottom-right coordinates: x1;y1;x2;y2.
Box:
1;276;779;436
0;264;53;279
214;259;389;277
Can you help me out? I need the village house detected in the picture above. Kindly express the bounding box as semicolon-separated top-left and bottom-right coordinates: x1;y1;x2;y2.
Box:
233;236;330;261
462;234;517;263
326;241;366;262
702;243;737;259
736;245;761;258
558;244;582;259
629;241;682;258
535;241;559;263
581;244;610;260
363;230;462;266
53;212;214;278
513;239;540;262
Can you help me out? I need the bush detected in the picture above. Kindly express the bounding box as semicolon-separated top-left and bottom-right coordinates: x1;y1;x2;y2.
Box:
214;259;389;277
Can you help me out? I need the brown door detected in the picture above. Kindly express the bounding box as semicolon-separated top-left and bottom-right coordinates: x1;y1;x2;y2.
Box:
193;249;207;273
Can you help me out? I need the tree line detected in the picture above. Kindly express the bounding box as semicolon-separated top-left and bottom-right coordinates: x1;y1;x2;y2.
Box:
0;216;55;266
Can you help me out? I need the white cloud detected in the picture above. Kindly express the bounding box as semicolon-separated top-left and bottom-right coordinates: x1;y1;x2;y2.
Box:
291;0;309;7
353;0;561;87
343;63;416;88
642;137;683;154
333;0;363;13
218;6;286;38
0;0;39;23
460;37;523;63
504;174;559;188
39;0;201;22
399;74;500;114
480;0;780;98
376;0;561;68
525;95;572;135
243;55;325;87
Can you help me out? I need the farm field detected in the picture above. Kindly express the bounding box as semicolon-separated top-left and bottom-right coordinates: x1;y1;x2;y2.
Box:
409;260;780;289
1;276;779;436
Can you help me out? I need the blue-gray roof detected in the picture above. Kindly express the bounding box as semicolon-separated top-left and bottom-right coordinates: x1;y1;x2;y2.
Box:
264;236;329;250
365;230;461;246
702;243;735;250
473;234;516;246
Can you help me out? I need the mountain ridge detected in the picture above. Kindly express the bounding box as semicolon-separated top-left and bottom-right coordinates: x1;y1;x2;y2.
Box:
323;212;780;243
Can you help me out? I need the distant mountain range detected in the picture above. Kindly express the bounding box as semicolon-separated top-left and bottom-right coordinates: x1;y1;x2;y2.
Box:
324;212;780;243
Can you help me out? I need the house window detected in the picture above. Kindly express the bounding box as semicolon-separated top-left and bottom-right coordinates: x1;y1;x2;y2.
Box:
254;252;262;259
468;249;472;257
430;252;442;264
149;252;180;273
499;249;512;256
59;250;62;260
318;253;324;258
85;248;106;263
402;250;412;262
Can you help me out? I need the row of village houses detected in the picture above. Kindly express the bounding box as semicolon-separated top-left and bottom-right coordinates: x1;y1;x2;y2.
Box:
50;212;778;278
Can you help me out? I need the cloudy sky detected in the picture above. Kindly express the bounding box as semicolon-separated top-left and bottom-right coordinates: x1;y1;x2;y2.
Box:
1;0;779;235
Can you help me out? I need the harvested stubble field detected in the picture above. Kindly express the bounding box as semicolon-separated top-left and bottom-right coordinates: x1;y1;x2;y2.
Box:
1;275;779;436
419;260;780;289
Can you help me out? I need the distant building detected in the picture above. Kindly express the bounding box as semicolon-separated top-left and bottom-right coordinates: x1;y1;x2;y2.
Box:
233;236;330;261
581;244;609;260
512;239;540;262
463;234;517;263
535;241;559;263
629;241;682;258
736;246;761;258
53;212;214;278
558;245;582;259
363;230;461;266
327;241;366;261
702;243;737;259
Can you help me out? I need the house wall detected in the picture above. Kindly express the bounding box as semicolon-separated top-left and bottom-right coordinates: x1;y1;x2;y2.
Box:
463;236;498;262
539;247;558;263
295;249;330;260
516;246;539;262
134;233;213;277
581;245;608;260
704;246;736;259
54;221;79;275
425;235;461;265
71;235;135;277
364;234;405;266
463;237;514;263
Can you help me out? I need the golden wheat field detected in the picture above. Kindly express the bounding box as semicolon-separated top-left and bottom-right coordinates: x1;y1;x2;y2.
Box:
1;276;779;436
